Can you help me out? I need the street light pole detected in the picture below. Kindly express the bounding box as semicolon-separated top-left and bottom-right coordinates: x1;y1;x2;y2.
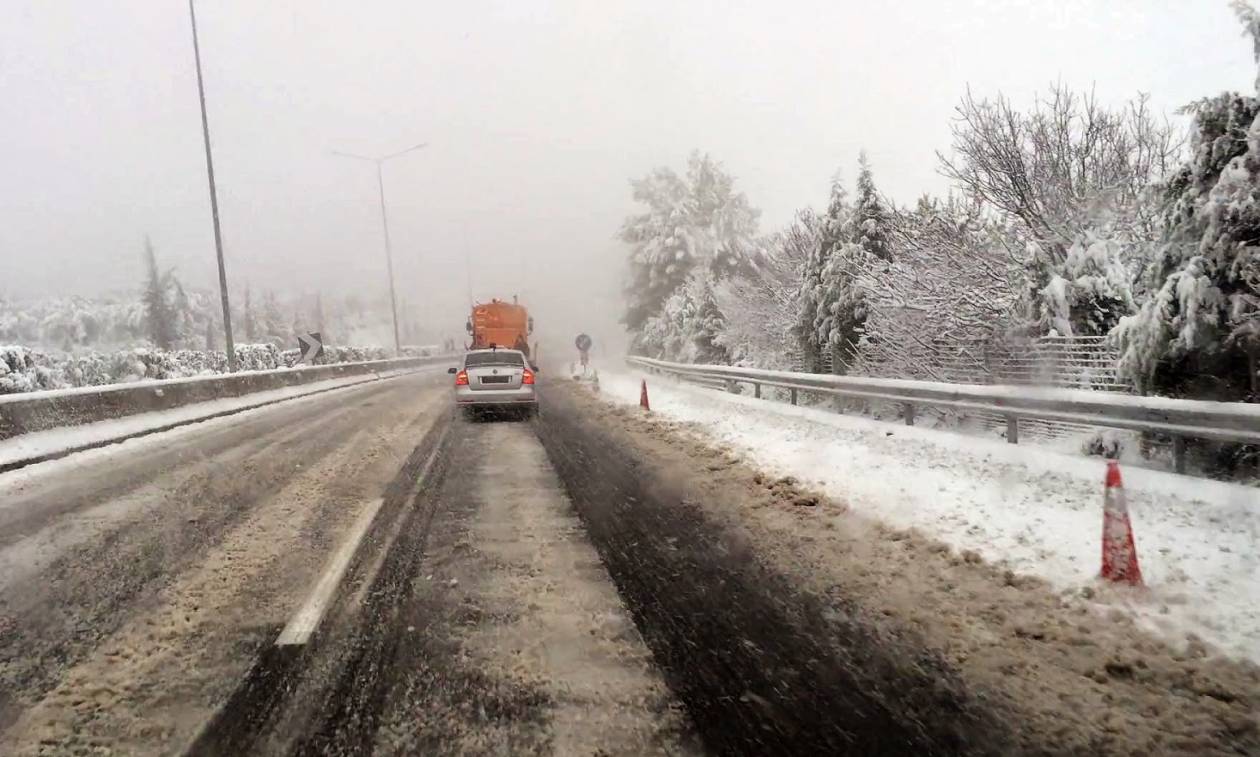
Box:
188;0;236;371
332;143;427;357
374;162;401;357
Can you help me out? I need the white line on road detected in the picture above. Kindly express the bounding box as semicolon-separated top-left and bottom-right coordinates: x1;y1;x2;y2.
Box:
275;418;451;646
276;496;385;647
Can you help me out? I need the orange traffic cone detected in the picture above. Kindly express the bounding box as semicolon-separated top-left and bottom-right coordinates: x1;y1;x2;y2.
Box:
639;379;651;412
1100;460;1143;586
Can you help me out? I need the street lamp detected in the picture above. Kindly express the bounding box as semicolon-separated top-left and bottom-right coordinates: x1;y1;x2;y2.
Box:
332;142;428;356
187;0;236;371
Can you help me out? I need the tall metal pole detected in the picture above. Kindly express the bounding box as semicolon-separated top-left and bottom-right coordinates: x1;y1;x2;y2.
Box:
188;0;236;371
375;162;402;356
331;143;426;357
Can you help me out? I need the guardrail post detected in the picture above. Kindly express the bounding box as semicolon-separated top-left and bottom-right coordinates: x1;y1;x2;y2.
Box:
1173;436;1187;474
903;402;915;427
724;379;735;393
1005;415;1019;444
790;387;798;406
754;382;761;399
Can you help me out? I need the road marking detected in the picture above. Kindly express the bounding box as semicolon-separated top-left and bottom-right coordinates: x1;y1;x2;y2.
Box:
275;418;451;646
276;497;385;646
348;422;451;609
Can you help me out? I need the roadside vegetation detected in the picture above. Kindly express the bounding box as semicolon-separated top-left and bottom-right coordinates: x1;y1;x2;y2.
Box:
620;3;1260;415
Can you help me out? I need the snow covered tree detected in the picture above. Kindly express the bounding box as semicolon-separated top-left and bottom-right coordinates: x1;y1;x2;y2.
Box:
141;237;176;350
852;152;893;261
619;151;760;343
816;241;869;373
811;155;891;373
940;84;1178;337
795;176;847;371
722;209;822;368
824;194;1023;382
636;269;730;364
1118;8;1260;399
686;271;728;363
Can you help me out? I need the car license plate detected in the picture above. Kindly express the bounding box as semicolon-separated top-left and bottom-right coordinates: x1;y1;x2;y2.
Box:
480;375;510;384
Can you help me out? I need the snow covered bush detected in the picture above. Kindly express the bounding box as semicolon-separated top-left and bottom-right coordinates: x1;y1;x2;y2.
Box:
1035;235;1136;337
0;343;410;395
0;346;58;394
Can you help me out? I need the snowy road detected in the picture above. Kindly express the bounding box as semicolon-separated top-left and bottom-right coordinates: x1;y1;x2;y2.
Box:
2;374;1257;756
0;371;451;752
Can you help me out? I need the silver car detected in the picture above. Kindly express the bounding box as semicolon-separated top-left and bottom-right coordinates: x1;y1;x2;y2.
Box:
449;348;538;416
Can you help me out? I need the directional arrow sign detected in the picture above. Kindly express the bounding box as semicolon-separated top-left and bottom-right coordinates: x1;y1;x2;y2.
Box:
297;332;324;364
574;333;592;352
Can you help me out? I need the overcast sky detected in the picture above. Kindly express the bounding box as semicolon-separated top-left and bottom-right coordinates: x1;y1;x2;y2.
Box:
1;0;1256;346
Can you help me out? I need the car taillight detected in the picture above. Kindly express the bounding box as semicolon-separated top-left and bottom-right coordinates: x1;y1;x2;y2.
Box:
455;370;469;386
522;369;535;385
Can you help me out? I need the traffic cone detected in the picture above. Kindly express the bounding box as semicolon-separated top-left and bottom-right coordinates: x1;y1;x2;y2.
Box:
639;379;651;412
1100;460;1143;586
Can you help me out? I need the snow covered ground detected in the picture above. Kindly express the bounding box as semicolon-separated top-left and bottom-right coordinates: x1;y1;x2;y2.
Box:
0;367;435;470
597;370;1260;665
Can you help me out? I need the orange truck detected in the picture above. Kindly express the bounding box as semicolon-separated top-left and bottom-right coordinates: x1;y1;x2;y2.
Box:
466;298;534;357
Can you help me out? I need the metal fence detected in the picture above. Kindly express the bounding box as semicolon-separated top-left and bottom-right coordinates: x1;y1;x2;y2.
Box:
845;334;1126;390
627;355;1260;475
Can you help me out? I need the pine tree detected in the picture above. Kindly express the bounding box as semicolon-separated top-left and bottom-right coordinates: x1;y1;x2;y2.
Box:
686;271;729;364
852;152;893;261
812;160;876;374
141;237;176;350
796;174;848;371
817;242;869;373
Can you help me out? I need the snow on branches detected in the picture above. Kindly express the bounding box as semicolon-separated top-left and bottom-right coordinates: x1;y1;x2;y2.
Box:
619;152;760;340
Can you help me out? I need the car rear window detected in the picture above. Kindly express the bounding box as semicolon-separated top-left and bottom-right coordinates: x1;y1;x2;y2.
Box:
464;351;524;367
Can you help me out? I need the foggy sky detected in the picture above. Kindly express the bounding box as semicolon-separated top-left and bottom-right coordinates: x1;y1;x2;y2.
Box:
1;1;1255;349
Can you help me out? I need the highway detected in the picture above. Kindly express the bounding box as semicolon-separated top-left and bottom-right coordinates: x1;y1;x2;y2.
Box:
4;371;1253;756
0;372;707;755
0;368;974;756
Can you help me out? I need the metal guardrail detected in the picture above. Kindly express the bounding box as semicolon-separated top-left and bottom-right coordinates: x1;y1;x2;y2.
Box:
627;356;1260;474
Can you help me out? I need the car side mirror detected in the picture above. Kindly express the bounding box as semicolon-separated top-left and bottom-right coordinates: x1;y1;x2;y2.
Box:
447;367;457;374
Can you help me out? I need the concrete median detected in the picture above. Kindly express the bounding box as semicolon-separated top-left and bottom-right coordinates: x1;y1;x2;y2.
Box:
0;355;454;442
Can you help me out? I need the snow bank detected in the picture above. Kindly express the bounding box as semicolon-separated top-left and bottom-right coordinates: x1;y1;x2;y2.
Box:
599;370;1260;664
